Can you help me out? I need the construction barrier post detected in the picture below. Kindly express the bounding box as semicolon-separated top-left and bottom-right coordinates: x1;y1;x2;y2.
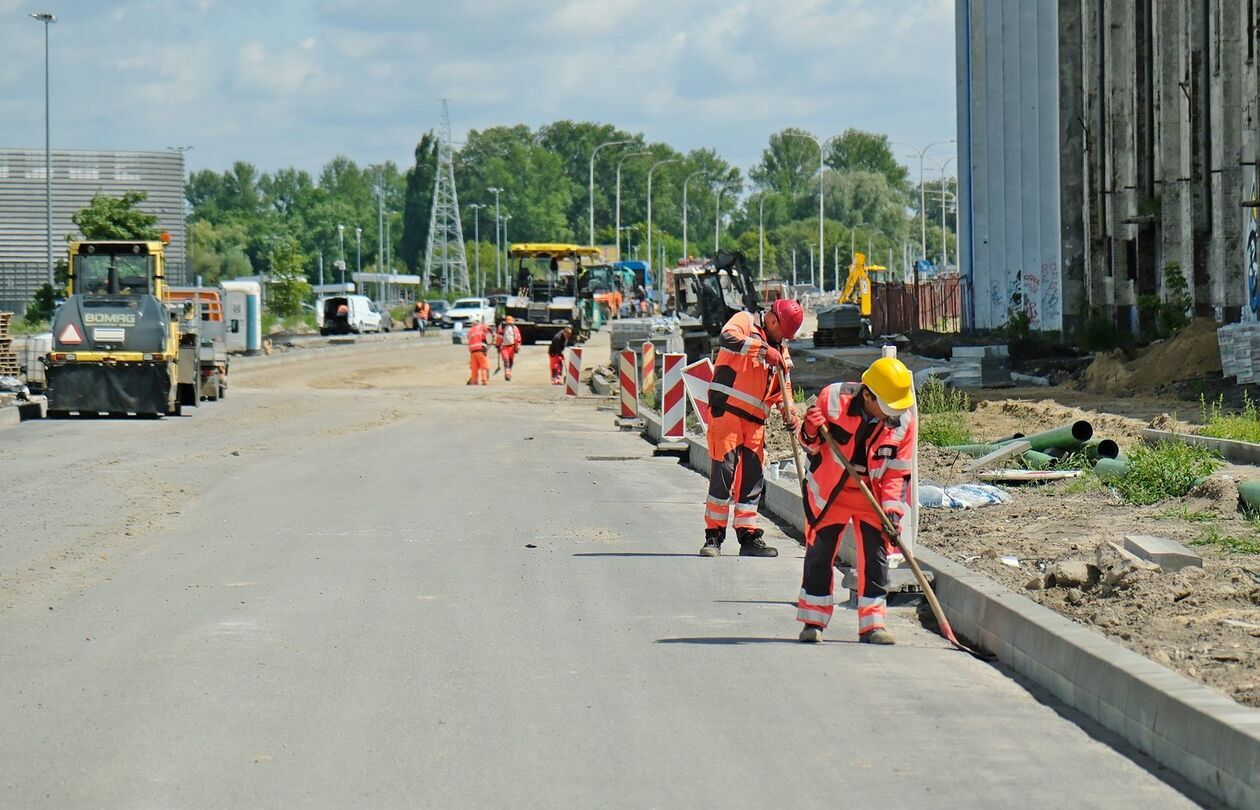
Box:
662;353;685;439
564;347;583;397
640;341;656;402
618;349;639;421
681;358;715;435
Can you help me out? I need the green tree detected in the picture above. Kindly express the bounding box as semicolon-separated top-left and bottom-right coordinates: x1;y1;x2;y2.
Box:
400;132;438;272
537;121;644;241
70;191;161;240
749;129;820;198
266;236;310;317
457;125;574;244
826;129;910;193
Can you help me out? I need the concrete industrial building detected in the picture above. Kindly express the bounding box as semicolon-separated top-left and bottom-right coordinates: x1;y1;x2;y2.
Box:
957;0;1260;334
0;148;187;313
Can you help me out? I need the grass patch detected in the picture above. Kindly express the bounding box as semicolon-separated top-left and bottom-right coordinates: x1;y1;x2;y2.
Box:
1057;470;1104;495
1191;525;1260;555
1111;442;1221;506
920;412;973;447
1199;392;1260;443
917;375;970;415
1157;506;1217;523
9;318;49;335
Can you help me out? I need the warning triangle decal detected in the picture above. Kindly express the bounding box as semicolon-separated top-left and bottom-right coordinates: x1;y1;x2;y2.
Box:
58;323;82;345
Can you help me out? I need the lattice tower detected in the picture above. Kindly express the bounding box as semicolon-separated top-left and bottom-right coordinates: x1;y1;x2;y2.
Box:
422;100;470;293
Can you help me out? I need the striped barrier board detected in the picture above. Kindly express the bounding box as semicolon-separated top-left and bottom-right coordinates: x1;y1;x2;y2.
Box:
682;358;714;434
618;349;638;419
662;353;686;439
640;341;656;398
564;347;583;397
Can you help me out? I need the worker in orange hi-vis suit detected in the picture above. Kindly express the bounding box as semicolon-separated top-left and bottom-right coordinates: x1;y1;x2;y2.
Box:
497;316;522;382
700;299;804;559
795;357;916;646
466;316;491;386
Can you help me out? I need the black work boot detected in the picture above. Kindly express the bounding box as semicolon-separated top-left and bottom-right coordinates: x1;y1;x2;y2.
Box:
737;528;778;558
699;528;723;557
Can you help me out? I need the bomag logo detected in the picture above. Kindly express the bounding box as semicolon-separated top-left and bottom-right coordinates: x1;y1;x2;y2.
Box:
83;313;137;326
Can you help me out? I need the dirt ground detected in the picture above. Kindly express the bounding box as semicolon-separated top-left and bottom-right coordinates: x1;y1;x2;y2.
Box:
914;397;1260;708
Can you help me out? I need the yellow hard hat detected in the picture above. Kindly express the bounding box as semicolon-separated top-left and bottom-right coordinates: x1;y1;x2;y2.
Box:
861;357;915;415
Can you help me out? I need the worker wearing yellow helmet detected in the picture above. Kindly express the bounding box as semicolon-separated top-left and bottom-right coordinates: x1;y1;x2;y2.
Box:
793;356;916;645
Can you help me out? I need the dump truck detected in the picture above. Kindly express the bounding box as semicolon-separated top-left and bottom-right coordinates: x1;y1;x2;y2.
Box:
45;238;185;417
167;287;229;401
669;250;760;362
504;243;601;343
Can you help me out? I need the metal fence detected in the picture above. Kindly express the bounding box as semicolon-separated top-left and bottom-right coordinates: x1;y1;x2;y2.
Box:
870;275;965;335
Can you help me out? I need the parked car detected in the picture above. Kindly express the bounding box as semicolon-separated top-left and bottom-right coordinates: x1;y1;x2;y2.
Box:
442;297;496;329
318;294;385;335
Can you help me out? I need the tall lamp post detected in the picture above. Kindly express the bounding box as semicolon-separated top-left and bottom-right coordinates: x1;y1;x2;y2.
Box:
337;224;346;286
646;158;678;280
589;139;633;244
500;214;511;293
468;204;484;295
758;192;780;281
615;151;651;260
923;154;958;269
487;187;503;289
893;138;954;329
355;226;362;290
714;186;724;252
682;170;707;262
31;12;56;287
785;131;840;291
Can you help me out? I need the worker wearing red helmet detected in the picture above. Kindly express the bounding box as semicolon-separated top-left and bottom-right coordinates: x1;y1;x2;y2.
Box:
700;298;804;558
795;356;916;645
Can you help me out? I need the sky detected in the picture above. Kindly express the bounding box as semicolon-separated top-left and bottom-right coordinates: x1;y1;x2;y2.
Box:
0;0;958;185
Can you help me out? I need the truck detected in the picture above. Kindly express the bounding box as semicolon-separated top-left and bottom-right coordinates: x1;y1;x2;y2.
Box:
167;287;230;401
669;250;761;362
504;243;601;343
45;238;184;417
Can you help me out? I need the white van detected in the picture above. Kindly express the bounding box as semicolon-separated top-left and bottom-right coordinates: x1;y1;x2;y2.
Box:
318;294;388;335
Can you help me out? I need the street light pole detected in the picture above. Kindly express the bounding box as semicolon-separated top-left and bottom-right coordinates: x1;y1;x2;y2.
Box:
355;226;362;287
615;152;650;261
785;131;839;295
31;12;56;288
646;158;678;280
892;139;955;262
589;139;633;244
468;204;483;295
758;193;779;282
682;170;707;262
487;187;503;289
714;186;724;252
337;224;345;286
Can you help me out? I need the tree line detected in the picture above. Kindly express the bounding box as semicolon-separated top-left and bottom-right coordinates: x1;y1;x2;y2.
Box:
185;122;957;292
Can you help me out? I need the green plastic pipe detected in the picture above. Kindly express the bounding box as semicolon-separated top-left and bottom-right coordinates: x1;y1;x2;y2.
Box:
1021;450;1058;470
1094;455;1131;482
990;432;1026;445
1020;421;1094;452
1044;439;1120;462
1238;480;1260;512
941;443;998;457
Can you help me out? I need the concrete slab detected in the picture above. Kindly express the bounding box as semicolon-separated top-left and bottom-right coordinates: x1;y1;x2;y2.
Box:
1123;534;1203;572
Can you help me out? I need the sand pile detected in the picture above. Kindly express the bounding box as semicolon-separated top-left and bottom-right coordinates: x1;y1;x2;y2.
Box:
1081;319;1222;395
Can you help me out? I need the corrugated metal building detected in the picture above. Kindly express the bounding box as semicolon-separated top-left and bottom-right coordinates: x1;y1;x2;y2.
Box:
956;0;1260;334
0;148;186;312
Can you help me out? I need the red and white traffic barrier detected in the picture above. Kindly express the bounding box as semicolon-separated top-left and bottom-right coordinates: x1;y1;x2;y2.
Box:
662;353;686;439
564;347;583;397
618;348;638;419
682;358;715;434
640;341;656;398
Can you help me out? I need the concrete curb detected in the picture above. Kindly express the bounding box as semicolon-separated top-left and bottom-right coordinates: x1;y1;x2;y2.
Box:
634;417;1260;807
1142;428;1260;467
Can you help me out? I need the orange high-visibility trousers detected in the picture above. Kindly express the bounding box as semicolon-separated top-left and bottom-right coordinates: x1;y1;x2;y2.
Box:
549;354;564;384
796;487;890;636
469;349;490;385
704;412;766;533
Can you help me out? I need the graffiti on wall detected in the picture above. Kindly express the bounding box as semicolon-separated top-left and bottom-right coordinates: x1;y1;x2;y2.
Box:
1247;166;1259;322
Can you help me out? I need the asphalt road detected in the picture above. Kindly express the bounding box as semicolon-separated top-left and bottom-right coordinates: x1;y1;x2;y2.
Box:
0;334;1197;807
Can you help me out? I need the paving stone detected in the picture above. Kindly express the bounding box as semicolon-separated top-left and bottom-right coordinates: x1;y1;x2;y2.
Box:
1123;534;1203;573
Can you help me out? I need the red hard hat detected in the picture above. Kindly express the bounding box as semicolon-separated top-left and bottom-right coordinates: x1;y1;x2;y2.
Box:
770;299;804;339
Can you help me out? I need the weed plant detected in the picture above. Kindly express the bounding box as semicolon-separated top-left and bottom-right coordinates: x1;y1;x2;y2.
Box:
1112;442;1221;505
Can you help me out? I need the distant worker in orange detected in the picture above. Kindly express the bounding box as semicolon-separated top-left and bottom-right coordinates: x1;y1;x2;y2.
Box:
548;326;572;385
466;315;491;386
497;315;522;382
700;299;804;558
414;298;430;332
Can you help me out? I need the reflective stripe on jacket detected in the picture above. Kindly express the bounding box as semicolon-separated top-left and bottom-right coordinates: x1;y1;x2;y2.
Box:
708;310;791;424
468;324;490;352
796;382;916;530
499;325;520;347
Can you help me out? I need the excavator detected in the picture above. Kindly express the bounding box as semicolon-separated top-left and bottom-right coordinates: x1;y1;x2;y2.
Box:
820;251;888;346
45;237;191;417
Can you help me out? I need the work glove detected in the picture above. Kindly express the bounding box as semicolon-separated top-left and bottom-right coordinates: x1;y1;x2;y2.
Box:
781;406;799;432
803;405;826;440
764;346;783;368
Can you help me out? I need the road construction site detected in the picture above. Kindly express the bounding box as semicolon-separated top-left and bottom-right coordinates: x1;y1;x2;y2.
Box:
0;329;1212;807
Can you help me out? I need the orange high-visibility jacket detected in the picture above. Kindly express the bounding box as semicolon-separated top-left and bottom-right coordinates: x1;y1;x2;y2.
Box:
797;381;916;531
708;310;791;424
498;325;521;347
467;323;490;352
